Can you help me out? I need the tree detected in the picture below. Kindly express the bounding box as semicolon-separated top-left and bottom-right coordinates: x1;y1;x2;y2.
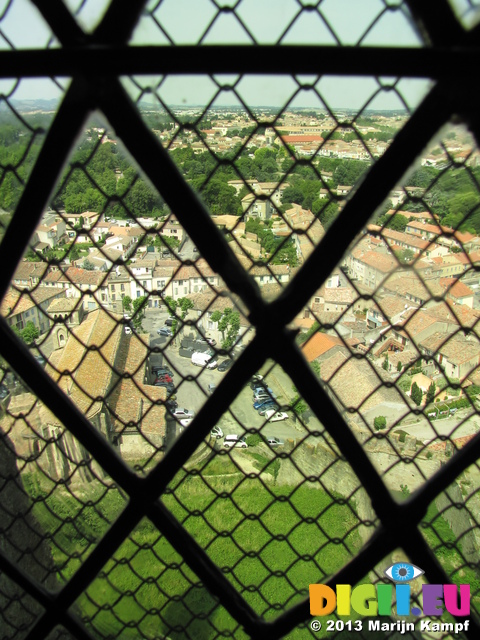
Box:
290;394;308;418
68;244;80;262
400;484;410;497
83;259;95;270
132;295;148;330
282;185;304;205
21;321;39;344
311;361;321;378
213;307;241;349
177;297;194;319
163;296;177;316
411;381;423;406
397;360;403;372
122;295;132;313
385;213;408;232
382;354;389;371
426;382;436;405
395;248;414;264
374;416;387;431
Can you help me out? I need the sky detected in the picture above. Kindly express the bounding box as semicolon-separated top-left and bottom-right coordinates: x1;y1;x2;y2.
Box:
0;0;478;110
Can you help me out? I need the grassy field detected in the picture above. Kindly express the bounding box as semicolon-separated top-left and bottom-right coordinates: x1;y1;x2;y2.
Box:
421;502;480;606
22;454;363;639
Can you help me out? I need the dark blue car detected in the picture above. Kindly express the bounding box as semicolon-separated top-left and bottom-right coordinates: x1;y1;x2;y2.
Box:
253;398;276;410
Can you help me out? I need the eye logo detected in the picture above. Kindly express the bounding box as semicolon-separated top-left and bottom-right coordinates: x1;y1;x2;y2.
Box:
384;563;424;583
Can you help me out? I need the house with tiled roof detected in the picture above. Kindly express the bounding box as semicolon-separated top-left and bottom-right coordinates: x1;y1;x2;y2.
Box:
1;286;66;335
380;228;430;254
170;258;221;300
301;332;344;363
425;301;480;330
33;214;67;249
366;295;409;329
392;309;449;350
12;261;50;288
438;278;475;308
405;220;453;240
9;308;167;481
107;266;132;313
320;350;405;414
63;211;101;230
420;331;480;380
381;273;430;306
345;247;398;291
241;192;273;220
429;254;464;278
55;266;109;311
281;204;325;263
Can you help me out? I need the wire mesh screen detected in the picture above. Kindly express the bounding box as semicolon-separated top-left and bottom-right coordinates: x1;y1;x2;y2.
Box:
1;1;480;639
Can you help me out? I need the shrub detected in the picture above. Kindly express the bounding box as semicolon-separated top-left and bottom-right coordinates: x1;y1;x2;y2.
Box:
426;382;436;404
246;433;262;447
398;377;412;392
411;381;423;406
374;416;387;431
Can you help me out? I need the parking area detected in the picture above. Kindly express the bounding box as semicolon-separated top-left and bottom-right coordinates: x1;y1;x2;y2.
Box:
144;309;303;444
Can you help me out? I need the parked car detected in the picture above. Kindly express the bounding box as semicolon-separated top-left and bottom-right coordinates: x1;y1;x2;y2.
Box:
34;354;46;367
124;326;132;335
151;365;173;377
264;410;289;422
218;359;233;372
157;327;172;336
0;384;9;399
206;359;218;369
165;317;174;326
258;403;279;416
154;381;175;393
172;408;195;419
253;391;276;402
197;337;216;346
253;386;274;395
253;398;276;410
166;399;178;411
191;352;212;367
154;374;173;384
180;418;193;428
210;426;223;439
267;437;284;447
223;435;247;449
208;383;216;395
250;374;264;385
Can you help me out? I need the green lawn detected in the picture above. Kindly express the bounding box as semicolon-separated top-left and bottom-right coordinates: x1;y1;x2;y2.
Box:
23;456;363;639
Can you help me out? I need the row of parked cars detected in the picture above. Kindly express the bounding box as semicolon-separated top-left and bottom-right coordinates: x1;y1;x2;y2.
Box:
251;379;289;422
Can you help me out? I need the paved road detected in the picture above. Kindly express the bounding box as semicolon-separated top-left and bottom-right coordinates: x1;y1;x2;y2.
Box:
398;408;480;443
178;235;197;262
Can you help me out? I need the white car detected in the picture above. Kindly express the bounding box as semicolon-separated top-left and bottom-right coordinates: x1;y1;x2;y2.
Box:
172;408;195;419
206;359;218;369
124;326;132;335
180;418;193;428
264;410;289;422
223;435;247;449
267;437;284;447
210;426;223;439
